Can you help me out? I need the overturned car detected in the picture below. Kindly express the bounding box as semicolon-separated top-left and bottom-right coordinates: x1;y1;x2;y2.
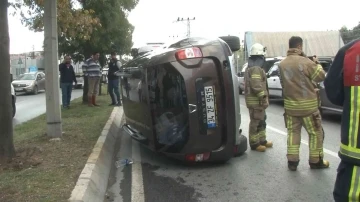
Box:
117;36;247;163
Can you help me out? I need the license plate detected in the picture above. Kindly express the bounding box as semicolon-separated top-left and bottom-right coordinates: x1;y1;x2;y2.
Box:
15;88;22;91
204;86;216;128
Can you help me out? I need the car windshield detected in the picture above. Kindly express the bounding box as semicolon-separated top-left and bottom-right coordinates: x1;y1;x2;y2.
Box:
16;74;36;80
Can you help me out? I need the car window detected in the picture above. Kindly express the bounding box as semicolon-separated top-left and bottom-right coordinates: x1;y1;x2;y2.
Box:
16;74;36;80
267;64;279;76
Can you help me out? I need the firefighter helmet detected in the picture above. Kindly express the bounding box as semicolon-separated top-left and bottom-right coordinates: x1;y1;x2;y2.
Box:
250;43;267;56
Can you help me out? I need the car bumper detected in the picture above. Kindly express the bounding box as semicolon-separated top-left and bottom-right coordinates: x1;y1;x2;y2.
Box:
14;86;34;93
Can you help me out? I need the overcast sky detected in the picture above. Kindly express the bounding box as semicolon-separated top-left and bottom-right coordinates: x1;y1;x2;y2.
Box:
8;0;360;53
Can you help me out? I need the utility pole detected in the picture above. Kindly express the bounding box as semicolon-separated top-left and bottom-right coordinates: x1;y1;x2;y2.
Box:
175;17;195;37
44;0;62;138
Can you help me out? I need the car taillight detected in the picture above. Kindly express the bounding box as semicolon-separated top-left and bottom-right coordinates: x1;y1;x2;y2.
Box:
175;47;202;60
185;152;210;162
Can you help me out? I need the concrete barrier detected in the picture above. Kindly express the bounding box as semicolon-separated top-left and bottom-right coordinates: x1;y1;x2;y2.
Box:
68;107;123;202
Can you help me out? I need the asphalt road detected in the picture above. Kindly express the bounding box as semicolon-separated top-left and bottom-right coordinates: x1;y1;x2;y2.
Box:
105;95;342;202
13;89;83;125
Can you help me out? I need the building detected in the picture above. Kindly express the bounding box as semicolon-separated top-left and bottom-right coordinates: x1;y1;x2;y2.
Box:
10;51;44;77
244;31;344;59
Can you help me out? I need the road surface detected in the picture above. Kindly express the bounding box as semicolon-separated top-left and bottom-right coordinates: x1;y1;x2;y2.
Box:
105;95;341;202
13;89;83;125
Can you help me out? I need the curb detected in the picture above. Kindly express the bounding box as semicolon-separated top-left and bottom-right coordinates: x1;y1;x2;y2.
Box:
68;106;124;202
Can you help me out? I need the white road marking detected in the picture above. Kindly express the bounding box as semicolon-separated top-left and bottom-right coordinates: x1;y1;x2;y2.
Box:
131;141;145;202
266;125;339;158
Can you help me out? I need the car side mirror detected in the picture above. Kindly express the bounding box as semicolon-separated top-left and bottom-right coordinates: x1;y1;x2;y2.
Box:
266;74;270;78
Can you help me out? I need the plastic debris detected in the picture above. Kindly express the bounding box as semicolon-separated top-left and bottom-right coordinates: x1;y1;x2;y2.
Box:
115;158;133;168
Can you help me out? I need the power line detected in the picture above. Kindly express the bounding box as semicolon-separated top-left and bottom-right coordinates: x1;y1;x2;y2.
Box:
174;17;196;38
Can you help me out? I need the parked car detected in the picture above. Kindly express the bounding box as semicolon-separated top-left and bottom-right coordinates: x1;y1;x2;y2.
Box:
318;74;343;114
12;72;46;94
237;57;284;94
266;57;334;99
117;36;247;163
11;82;16;118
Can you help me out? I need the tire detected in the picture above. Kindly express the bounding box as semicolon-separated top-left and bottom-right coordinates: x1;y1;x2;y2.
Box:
234;134;248;157
12;96;16;118
33;86;38;95
219;36;241;52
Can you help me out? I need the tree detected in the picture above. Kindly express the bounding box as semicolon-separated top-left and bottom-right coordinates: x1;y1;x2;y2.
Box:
340;22;360;44
0;0;16;163
14;0;138;102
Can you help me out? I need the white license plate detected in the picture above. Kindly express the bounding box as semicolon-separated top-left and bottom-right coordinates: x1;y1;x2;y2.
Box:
204;86;216;128
15;88;22;91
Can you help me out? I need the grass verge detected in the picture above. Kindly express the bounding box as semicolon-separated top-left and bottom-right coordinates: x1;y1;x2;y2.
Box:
0;91;114;202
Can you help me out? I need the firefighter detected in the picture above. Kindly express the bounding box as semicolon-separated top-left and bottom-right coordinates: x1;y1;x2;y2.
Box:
244;43;273;152
278;36;329;171
324;39;360;202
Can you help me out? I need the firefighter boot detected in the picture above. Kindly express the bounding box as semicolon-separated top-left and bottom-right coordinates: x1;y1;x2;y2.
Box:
288;160;299;171
309;159;330;169
92;95;100;107
260;140;273;148
88;96;94;107
251;145;266;152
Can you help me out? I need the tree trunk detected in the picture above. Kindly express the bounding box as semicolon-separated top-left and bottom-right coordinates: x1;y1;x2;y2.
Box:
0;0;16;162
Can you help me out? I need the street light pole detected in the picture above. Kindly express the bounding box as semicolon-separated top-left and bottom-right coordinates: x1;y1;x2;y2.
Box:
175;17;196;38
44;0;62;138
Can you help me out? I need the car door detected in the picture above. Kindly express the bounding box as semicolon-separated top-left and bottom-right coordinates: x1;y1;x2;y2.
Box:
266;64;282;98
121;58;155;148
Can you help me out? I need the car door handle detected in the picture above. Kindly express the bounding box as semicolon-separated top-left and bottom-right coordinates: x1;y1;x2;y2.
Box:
273;79;276;81
189;104;197;114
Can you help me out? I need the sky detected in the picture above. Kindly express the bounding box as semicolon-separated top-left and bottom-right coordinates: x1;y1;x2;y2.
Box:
8;0;360;53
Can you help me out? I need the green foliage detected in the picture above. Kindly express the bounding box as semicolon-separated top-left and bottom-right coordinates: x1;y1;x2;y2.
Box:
12;0;138;65
340;22;360;44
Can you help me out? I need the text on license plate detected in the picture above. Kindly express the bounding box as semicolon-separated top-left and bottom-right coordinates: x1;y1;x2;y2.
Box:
204;86;216;128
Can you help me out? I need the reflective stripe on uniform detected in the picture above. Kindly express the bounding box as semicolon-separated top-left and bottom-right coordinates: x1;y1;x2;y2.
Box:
284;99;318;111
341;86;360;161
303;116;323;158
310;64;323;81
349;86;360;149
340;144;360;160
251;74;261;79
245;96;260;105
257;91;264;97
287;116;299;155
349;166;360;202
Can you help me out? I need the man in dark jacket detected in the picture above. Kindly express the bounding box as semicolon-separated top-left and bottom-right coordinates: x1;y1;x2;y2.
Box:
59;55;77;108
324;39;360;202
107;52;122;106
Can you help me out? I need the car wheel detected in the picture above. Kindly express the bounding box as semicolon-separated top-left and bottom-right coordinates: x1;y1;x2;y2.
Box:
33;85;38;95
219;36;240;52
234;134;248;157
12;96;16;118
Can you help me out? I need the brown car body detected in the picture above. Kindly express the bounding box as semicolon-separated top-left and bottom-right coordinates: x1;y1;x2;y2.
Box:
119;37;247;163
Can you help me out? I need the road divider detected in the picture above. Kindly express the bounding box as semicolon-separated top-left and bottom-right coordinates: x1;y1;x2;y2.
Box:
68;107;124;202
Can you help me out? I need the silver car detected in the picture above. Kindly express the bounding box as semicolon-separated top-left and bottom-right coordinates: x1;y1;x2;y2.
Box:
12;72;46;94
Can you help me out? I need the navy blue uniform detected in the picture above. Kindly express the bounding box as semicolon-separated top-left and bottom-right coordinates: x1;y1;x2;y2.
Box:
324;39;360;202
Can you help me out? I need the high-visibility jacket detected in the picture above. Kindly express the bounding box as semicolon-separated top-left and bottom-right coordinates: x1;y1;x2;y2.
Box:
324;39;360;166
244;65;268;109
278;48;325;117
